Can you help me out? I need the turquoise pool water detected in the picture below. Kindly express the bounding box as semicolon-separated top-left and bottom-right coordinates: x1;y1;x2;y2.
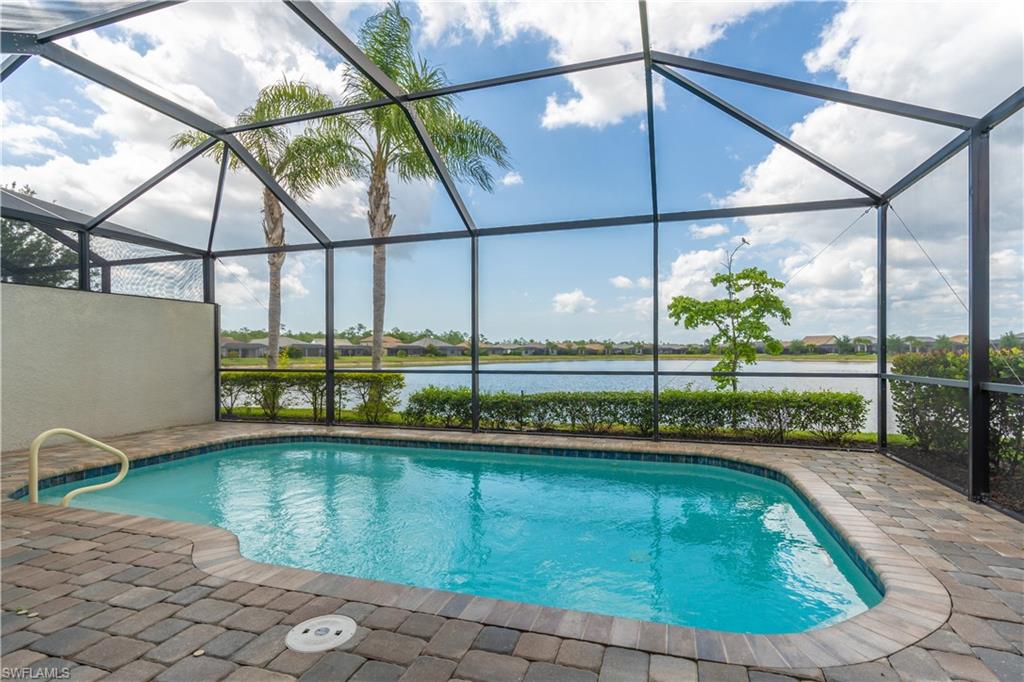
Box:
40;442;881;633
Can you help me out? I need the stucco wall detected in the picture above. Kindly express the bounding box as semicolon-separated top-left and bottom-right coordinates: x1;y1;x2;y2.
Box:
1;284;215;452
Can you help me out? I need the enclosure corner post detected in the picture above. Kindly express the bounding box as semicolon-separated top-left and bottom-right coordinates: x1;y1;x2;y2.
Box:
471;235;481;432
876;204;888;450
640;0;660;440
326;247;335;425
213;300;222;422
78;229;91;291
203;254;215;304
205;255;220;421
967;129;990;501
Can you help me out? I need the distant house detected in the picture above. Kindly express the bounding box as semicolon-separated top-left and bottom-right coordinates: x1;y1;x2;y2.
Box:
220;337;268;358
659;343;687;354
250;336;325;358
359;335;403;347
410;337;465;357
801;335;839;353
494;343;527;355
612;342;641;355
333;339;371;357
854;336;877;353
581;343;605;355
949;334;969;350
904;336;936;353
520;343;548;356
357;335;424;356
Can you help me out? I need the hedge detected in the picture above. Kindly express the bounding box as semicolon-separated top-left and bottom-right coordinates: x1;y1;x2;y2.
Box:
220;372;405;424
222;373;868;444
405;386;867;444
890;349;1023;477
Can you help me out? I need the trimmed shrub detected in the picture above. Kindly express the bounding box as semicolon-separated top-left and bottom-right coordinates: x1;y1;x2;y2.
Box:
291;373;328;422
405;386;472;428
219;373;248;416
891;349;1023;476
404;386;867;444
659;389;736;437
336;372;405;424
252;373;290;420
479;391;531;431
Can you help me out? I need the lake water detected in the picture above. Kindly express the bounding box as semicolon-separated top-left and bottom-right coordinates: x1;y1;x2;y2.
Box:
350;359;894;432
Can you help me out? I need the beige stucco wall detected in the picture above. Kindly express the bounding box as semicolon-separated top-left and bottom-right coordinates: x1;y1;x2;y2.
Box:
1;284;215;452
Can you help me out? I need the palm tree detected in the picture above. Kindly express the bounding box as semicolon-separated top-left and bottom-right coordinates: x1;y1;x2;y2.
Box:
321;2;510;368
171;81;351;368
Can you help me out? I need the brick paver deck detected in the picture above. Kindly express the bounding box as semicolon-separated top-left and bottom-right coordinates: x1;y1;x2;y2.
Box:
1;422;1021;681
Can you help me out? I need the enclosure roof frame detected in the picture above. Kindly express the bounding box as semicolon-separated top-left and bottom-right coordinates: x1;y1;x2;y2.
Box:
2;1;1013;253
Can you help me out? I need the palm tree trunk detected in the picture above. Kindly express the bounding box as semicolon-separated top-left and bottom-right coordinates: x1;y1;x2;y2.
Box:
262;188;286;369
371;244;387;370
368;156;395;371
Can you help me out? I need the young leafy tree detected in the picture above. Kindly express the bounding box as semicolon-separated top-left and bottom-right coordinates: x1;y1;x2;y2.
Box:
1;183;78;288
835;335;855;354
887;334;908;354
934;334;954;351
667;240;792;391
788;339;809;355
320;2;510;368
171;80;350;368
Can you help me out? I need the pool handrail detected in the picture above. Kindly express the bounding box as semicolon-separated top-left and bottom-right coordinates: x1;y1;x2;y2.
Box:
28;428;130;506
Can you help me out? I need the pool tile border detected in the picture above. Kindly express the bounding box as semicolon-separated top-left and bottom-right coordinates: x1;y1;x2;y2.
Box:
1;427;951;668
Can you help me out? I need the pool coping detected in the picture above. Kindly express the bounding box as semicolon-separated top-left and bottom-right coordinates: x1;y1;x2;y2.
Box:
2;428;951;668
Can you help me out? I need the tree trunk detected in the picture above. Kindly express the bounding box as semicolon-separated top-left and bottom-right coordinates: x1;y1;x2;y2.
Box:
262;188;286;369
371;244;387;370
367;155;395;370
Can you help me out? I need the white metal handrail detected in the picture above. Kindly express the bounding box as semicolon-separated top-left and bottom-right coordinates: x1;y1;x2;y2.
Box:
29;428;130;506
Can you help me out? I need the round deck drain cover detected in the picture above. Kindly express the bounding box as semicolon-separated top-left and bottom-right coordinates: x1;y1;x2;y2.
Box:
286;615;358;653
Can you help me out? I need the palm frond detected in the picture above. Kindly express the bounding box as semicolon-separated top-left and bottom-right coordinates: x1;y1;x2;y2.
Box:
283;127;367;199
168;131;233;167
359;0;415;84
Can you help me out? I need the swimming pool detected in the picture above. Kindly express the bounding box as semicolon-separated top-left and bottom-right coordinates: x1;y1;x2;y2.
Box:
38;440;882;633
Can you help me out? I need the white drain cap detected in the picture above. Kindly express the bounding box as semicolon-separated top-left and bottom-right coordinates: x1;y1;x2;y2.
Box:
286;615;358;653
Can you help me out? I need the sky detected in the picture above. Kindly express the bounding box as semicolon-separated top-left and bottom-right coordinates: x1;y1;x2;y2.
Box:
2;0;1021;343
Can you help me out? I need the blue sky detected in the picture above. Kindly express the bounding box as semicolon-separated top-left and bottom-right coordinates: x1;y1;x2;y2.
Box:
3;1;1021;342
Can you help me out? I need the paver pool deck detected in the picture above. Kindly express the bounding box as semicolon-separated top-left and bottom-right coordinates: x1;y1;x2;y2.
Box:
1;421;1021;681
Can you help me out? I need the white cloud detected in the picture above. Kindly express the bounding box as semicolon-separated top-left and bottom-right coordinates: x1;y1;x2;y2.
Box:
415;1;778;129
0;2;446;250
552;288;597;314
417;0;492;45
501;171;523;186
660;248;724;303
689;223;729;239
215;259;309;309
610;275;653;290
709;1;1023;337
1;122;65;159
